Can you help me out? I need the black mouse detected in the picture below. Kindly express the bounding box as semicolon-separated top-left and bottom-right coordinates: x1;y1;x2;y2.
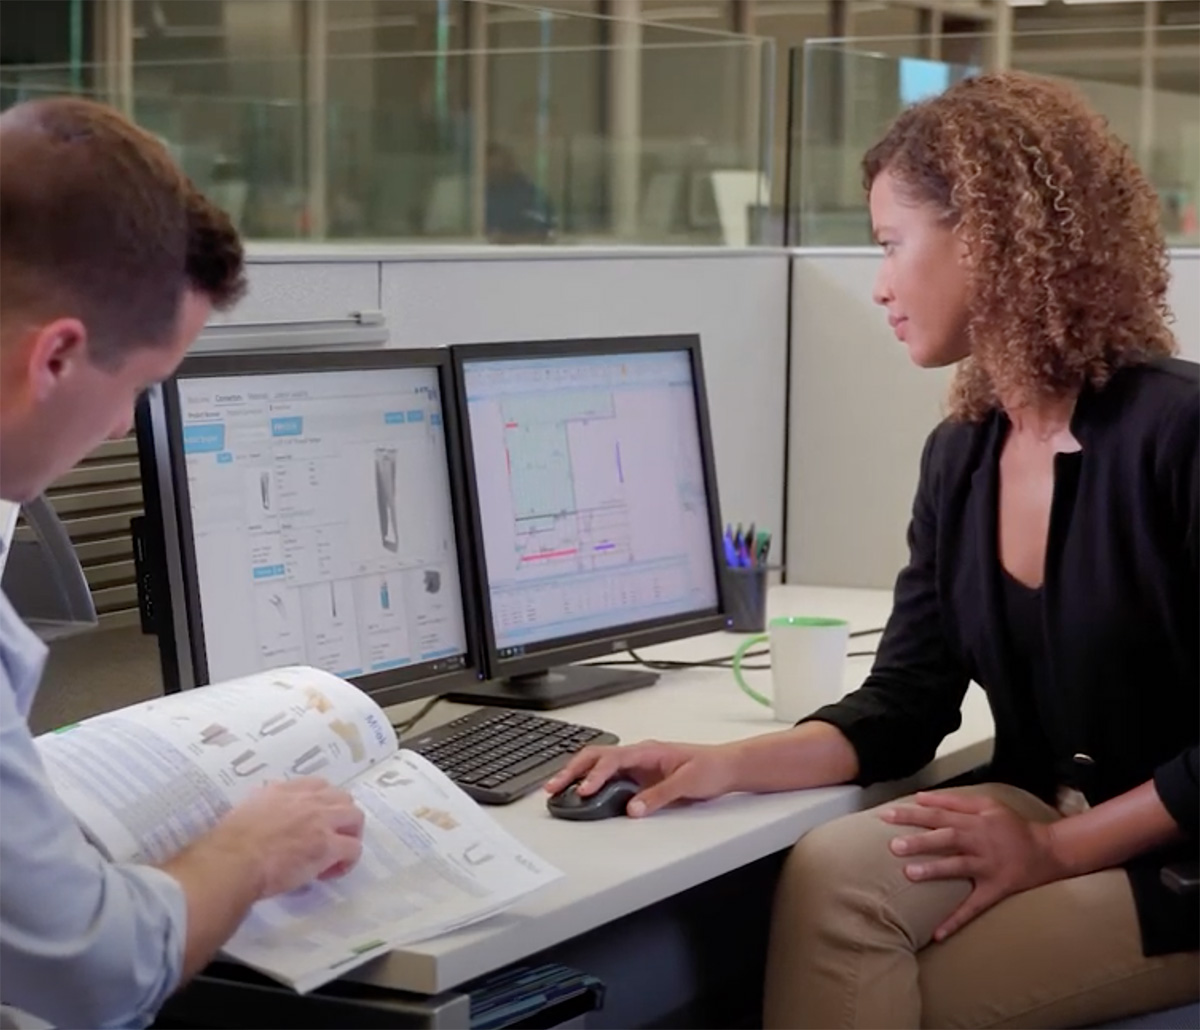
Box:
546;776;641;821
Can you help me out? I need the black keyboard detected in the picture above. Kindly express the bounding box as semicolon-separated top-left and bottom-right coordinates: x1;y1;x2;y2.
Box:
404;708;618;805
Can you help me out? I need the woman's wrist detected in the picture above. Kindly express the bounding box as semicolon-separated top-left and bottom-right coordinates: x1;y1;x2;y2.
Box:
721;722;858;795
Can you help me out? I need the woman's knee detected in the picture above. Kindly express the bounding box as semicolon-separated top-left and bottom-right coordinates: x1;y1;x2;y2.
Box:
778;805;909;908
774;798;974;948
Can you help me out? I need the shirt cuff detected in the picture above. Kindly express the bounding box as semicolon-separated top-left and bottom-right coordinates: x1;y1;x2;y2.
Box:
112;864;189;1029
1153;747;1199;838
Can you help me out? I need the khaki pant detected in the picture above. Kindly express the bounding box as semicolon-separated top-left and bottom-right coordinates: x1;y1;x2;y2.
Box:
763;784;1200;1029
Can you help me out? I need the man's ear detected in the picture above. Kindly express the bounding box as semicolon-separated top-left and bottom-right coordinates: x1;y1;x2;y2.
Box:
26;318;88;401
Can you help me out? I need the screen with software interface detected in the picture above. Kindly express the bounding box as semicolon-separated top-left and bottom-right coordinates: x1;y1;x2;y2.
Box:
461;349;720;656
176;366;468;685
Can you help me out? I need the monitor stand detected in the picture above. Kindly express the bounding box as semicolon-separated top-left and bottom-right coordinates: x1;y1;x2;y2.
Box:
444;664;659;712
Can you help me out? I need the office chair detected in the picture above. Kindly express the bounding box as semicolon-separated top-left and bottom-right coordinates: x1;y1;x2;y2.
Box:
1087;860;1199;1030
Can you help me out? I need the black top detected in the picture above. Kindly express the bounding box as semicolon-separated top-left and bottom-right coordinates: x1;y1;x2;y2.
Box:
996;572;1059;785
806;358;1199;956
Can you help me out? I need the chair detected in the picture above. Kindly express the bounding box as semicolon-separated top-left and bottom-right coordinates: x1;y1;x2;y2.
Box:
1086;860;1198;1030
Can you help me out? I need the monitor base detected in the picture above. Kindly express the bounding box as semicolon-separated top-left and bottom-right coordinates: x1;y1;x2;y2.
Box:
444;664;659;711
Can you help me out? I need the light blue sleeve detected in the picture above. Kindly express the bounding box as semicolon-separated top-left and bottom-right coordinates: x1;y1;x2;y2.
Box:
0;676;187;1029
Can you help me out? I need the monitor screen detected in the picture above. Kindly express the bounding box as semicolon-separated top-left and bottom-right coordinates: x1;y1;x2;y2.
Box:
457;339;723;676
139;349;479;703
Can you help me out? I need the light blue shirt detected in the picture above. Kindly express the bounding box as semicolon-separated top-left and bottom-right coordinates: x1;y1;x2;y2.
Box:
0;591;186;1029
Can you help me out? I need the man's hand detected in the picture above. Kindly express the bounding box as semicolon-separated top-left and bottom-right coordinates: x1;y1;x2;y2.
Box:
202;778;365;897
881;790;1067;941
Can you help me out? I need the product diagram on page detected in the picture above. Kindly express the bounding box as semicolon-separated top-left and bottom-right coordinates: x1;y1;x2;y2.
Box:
462;842;495;867
414;806;459;831
304;687;333;714
291;746;330;776
329;719;366;762
259;712;298;737
231;749;269;778
375;768;414;789
199;723;238;748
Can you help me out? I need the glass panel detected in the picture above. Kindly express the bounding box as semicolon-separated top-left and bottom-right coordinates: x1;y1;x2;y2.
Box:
488;4;605;241
640;36;769;245
792;26;1200;248
0;0;772;247
754;0;829;220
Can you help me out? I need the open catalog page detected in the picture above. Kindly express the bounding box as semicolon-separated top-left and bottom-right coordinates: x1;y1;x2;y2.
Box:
226;750;562;993
35;666;396;863
37;666;562;992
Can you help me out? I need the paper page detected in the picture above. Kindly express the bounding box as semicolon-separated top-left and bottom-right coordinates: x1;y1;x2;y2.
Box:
222;751;562;993
0;500;18;579
36;667;396;863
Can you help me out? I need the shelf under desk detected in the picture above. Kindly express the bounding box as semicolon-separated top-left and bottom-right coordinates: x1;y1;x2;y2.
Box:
353;585;995;996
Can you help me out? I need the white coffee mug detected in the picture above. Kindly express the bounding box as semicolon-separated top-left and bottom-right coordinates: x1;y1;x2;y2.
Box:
732;616;850;723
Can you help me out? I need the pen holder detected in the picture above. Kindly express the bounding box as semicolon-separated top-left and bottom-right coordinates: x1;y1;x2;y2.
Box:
724;565;777;633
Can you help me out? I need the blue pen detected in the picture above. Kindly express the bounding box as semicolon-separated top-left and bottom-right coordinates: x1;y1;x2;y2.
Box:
723;527;738;568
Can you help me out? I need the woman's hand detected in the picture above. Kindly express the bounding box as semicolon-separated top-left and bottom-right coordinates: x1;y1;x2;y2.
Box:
881;791;1067;941
545;740;740;817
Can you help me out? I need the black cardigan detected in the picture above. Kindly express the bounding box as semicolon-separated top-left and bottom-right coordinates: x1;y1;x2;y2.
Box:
806;357;1199;956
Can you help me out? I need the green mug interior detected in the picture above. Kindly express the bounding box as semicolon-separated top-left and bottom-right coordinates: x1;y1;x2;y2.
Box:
769;616;848;629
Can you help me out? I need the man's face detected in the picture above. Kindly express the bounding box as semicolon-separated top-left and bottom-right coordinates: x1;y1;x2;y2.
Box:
0;290;212;502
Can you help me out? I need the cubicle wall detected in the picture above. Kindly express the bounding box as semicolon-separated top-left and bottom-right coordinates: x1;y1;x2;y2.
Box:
786;248;1200;590
64;247;787;629
235;245;790;537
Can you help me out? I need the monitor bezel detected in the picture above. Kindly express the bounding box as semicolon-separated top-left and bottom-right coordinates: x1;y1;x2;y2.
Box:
451;333;728;680
139;346;485;706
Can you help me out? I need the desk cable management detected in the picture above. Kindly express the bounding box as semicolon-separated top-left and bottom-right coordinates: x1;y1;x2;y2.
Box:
391;629;885;737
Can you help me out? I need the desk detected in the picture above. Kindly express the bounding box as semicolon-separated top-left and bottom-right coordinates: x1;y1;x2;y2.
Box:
349;585;994;999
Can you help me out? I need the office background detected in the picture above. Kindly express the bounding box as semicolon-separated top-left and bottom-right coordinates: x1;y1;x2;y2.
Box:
1;0;1197;733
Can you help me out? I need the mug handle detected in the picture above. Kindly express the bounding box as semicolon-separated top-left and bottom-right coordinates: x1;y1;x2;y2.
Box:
732;634;771;707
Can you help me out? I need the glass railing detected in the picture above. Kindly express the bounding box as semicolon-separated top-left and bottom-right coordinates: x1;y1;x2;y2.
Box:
790;26;1200;248
0;1;773;247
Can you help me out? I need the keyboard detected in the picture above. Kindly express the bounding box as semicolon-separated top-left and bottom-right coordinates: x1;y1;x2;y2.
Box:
403;707;619;805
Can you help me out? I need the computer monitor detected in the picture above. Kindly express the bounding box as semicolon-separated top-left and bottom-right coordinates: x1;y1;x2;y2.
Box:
448;335;727;710
136;347;484;707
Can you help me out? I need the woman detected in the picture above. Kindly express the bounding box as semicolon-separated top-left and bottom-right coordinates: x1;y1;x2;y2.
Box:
545;71;1198;1028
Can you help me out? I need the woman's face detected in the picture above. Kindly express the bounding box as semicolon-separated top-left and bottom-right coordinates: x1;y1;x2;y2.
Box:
869;169;973;369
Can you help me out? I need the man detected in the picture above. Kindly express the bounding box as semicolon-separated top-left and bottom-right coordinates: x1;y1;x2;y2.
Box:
0;97;365;1029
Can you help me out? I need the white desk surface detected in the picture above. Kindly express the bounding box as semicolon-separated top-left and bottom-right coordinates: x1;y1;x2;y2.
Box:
361;585;995;996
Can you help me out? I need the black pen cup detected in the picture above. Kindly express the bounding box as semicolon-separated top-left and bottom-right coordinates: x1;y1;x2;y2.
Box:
724;565;770;633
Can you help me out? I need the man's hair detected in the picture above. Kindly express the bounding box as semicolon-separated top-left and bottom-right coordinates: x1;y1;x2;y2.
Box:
862;71;1176;421
0;96;246;368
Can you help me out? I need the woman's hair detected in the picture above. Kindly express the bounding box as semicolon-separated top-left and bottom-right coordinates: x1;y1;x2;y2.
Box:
862;71;1177;421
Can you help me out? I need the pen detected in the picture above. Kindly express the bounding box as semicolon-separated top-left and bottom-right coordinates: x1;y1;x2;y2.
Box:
756;530;772;567
723;528;738;568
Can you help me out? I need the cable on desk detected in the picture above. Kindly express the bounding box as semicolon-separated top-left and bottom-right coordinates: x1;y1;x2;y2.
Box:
392;695;443;738
585;637;881;673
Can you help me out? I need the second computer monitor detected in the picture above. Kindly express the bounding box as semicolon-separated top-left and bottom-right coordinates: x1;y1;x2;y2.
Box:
451;334;726;710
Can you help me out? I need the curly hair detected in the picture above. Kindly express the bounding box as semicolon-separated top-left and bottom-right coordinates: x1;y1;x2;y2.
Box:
862;71;1177;421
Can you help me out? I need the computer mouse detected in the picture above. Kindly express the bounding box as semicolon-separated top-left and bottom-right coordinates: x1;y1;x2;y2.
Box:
546;776;641;821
